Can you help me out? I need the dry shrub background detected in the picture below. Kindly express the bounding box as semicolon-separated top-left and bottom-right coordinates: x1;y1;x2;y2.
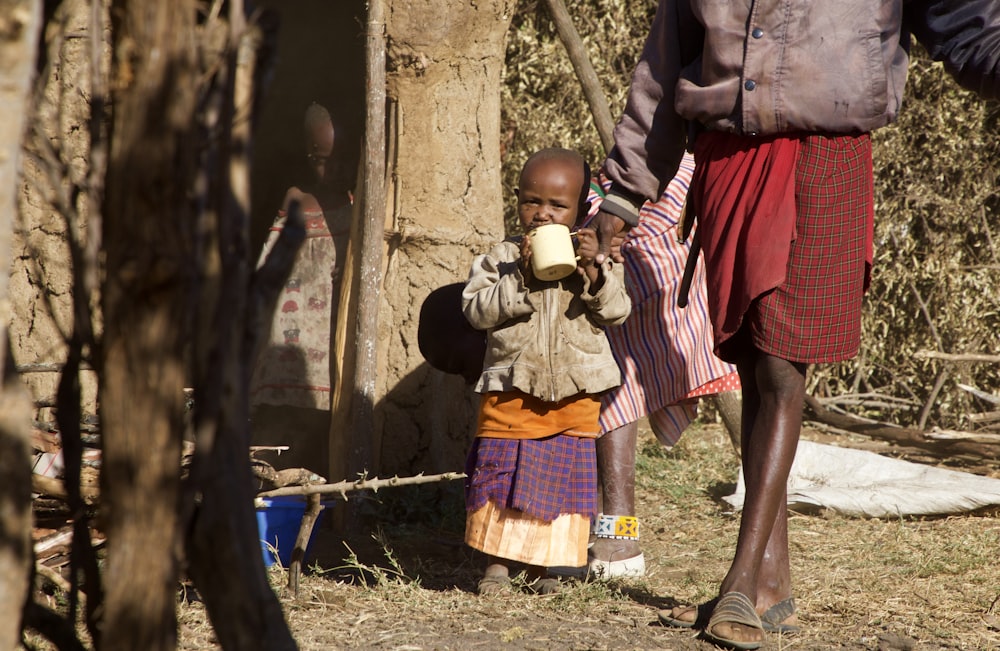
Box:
501;0;1000;432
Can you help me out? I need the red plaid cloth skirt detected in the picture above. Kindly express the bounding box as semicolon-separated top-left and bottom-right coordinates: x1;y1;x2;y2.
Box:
692;132;874;364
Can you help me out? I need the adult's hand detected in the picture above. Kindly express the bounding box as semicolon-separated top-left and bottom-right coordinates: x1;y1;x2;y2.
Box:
590;208;629;264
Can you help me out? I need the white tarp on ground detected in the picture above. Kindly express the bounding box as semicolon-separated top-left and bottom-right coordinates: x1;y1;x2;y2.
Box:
724;440;1000;518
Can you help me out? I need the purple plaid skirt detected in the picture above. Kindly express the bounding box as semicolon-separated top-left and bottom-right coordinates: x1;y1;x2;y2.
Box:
464;435;598;522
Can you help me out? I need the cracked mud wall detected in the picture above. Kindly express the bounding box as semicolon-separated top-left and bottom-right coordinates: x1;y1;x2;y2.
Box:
375;0;517;476
10;0;102;421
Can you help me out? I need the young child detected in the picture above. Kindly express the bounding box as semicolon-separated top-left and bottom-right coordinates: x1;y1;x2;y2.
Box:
461;147;632;595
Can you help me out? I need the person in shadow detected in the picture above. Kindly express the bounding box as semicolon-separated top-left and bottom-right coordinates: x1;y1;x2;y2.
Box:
250;102;353;477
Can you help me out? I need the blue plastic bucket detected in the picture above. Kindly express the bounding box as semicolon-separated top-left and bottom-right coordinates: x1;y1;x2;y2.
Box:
255;496;325;567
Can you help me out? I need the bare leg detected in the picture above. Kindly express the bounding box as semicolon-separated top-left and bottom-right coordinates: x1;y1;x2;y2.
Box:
666;351;801;635
707;351;804;645
591;421;641;562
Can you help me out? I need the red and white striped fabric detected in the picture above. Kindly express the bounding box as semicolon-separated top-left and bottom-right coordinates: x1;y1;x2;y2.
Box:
587;153;740;447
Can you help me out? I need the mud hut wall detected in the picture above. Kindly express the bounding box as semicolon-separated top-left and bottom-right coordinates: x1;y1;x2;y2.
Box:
12;0;102;422
376;0;515;476
11;0;513;479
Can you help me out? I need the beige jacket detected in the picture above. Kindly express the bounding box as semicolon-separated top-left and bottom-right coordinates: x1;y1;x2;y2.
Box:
600;0;1000;225
462;240;631;403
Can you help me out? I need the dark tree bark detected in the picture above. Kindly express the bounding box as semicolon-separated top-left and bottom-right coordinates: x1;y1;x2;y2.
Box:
102;2;297;650
181;4;297;649
100;2;200;648
0;372;35;650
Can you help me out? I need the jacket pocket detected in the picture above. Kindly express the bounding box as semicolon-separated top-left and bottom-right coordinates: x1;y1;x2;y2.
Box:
861;31;889;118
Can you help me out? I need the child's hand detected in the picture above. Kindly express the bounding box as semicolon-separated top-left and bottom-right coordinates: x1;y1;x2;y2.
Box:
575;228;602;288
519;233;534;279
575;228;598;268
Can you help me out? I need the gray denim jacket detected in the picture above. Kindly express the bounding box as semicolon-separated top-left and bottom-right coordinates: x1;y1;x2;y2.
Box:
462;240;631;403
600;0;1000;225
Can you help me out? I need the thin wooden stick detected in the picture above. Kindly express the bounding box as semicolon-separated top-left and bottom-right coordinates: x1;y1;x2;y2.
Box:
543;0;615;154
915;350;1000;364
288;493;323;595
957;383;1000;406
36;563;75;597
918;369;948;431
257;471;466;500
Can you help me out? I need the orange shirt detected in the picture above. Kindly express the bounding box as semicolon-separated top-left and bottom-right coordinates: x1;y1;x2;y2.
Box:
476;391;601;440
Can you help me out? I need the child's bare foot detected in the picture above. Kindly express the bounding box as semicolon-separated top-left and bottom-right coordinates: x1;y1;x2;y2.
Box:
477;562;512;596
524;565;560;594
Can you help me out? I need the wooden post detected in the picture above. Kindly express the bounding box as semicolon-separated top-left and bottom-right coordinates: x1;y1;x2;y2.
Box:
543;0;615;154
341;0;387;495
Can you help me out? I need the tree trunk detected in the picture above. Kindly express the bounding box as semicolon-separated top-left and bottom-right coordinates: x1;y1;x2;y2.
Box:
0;380;36;651
370;0;515;479
101;3;297;648
100;2;200;648
182;4;297;648
0;1;43;648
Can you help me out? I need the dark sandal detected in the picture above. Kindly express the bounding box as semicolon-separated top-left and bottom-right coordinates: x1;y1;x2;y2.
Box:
658;597;718;629
703;592;764;651
760;597;801;634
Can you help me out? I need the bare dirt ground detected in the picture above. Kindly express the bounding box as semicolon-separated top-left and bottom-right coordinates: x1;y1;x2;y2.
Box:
178;422;1000;650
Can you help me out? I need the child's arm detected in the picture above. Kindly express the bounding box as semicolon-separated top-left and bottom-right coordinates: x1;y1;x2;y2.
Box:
576;231;632;327
462;242;535;330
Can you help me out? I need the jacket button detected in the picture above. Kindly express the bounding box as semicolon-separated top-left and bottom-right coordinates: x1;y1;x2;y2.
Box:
744;79;756;91
751;27;764;39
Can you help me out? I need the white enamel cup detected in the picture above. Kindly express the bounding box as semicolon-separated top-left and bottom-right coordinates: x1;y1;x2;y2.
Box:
528;223;577;281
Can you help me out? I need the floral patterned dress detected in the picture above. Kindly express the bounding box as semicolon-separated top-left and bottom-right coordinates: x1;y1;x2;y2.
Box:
250;197;352;410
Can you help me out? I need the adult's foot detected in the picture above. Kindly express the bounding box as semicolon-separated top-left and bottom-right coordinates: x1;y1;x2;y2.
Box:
658;598;716;629
661;595;798;633
588;513;643;577
703;592;764;650
588;536;641;564
759;597;800;633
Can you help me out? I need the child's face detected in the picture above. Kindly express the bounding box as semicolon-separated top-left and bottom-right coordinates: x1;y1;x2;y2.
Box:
516;158;582;233
306;121;336;184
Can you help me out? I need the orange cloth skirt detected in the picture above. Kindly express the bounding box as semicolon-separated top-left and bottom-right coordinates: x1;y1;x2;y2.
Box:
465;500;590;568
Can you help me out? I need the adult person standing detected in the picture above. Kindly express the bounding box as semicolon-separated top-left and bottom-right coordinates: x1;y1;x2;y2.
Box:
584;153;740;579
588;2;1000;648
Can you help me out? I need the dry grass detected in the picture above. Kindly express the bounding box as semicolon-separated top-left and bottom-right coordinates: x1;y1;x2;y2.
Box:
173;420;1000;650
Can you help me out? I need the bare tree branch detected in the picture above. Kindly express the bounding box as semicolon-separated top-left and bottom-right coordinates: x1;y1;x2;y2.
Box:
915;350;1000;364
258;471;467;500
